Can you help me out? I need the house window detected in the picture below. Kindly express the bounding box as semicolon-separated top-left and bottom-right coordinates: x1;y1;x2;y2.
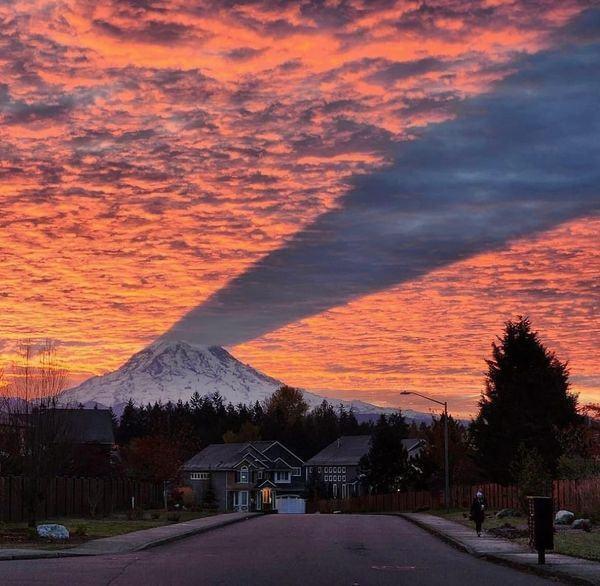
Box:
317;467;322;473
341;467;346;473
274;471;291;483
292;467;301;476
190;472;210;480
333;484;338;498
233;491;249;509
239;466;249;483
342;484;347;499
257;470;263;480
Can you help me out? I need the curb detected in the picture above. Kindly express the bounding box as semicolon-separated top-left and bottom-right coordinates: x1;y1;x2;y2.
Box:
0;513;264;562
133;513;262;551
396;513;597;586
394;513;476;556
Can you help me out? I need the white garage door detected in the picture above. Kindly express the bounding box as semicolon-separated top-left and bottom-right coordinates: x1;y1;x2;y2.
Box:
276;496;306;514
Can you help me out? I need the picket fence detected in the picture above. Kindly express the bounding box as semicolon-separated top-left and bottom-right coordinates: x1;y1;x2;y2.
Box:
307;477;600;514
0;476;163;522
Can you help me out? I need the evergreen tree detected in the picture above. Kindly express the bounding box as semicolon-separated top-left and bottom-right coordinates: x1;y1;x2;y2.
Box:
359;412;409;493
471;317;581;483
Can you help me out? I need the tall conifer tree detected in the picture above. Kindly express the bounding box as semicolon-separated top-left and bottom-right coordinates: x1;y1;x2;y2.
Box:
471;317;580;482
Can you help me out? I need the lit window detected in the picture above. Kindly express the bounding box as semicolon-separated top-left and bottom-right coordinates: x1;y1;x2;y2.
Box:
239;466;249;483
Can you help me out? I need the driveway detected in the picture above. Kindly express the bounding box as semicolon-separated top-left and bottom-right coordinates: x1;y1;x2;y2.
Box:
1;514;558;585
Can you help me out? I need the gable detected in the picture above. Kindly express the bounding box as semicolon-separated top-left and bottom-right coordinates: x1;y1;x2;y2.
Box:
262;441;304;466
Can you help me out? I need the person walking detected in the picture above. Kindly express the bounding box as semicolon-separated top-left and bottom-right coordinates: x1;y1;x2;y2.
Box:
470;490;486;537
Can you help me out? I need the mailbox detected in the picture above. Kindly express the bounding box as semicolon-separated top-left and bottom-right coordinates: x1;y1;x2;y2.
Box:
528;496;554;564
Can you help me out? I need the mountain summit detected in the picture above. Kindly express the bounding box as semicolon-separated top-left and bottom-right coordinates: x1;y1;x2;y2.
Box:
60;341;409;418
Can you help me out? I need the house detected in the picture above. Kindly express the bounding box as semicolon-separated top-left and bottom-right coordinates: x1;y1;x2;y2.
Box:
305;435;371;499
183;441;306;513
47;408;116;476
401;437;426;460
305;435;426;499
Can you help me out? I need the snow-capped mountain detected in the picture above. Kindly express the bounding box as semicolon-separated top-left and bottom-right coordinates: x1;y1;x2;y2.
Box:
60;340;428;421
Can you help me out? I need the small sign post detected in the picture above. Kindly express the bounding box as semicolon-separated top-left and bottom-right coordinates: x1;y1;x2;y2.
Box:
528;496;554;564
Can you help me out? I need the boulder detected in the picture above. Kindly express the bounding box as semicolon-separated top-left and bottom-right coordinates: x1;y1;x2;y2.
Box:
37;524;70;540
555;510;575;525
572;518;592;532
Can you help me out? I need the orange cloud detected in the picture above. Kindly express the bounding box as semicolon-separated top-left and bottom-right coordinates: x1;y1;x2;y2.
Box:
0;0;596;412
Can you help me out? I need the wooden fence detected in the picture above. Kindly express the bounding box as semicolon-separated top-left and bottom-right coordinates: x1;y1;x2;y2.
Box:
307;477;600;514
0;476;163;522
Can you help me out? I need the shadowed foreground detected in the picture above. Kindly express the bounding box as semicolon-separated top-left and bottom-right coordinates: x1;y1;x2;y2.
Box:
2;514;557;585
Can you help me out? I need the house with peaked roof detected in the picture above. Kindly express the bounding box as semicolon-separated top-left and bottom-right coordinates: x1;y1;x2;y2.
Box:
183;441;306;513
305;435;371;499
305;435;426;499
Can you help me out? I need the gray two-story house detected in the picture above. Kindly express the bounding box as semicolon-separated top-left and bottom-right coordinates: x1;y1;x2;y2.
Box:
183;441;306;513
305;435;371;499
305;435;426;499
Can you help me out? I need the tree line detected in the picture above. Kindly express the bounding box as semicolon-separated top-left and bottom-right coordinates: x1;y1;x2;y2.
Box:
1;317;598;507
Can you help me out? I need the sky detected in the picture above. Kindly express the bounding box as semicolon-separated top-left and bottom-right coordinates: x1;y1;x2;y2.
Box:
1;0;598;416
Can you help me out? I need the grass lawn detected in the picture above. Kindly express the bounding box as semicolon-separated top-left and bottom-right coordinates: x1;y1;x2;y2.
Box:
431;509;600;562
0;510;214;550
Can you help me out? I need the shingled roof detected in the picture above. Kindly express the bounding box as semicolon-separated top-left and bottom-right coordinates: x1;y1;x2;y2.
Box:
53;409;115;444
305;435;425;465
305;435;372;466
183;441;303;471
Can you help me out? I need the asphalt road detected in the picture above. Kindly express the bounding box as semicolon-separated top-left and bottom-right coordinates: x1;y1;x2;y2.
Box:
1;514;558;586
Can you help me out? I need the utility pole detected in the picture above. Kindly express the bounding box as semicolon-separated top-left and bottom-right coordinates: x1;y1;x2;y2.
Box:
443;401;449;511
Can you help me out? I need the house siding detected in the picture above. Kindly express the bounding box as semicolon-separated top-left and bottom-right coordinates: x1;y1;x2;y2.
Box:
183;441;307;513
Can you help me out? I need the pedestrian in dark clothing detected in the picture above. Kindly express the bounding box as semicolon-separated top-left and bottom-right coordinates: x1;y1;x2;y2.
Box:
470;490;486;537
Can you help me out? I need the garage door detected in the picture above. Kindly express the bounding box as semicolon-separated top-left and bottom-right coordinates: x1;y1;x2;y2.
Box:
276;496;306;514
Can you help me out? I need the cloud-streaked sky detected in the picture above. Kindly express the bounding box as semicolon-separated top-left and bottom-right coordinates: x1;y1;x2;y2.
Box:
1;1;598;415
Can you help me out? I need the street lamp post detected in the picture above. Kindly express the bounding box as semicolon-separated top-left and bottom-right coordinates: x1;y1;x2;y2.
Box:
401;390;450;511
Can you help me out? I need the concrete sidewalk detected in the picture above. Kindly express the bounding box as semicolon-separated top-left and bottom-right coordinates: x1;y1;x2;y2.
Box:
0;512;262;561
400;512;600;585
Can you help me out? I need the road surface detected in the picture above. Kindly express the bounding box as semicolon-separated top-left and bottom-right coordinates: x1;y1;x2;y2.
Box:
1;514;558;585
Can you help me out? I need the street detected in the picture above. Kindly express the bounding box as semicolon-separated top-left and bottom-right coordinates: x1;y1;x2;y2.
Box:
1;514;557;585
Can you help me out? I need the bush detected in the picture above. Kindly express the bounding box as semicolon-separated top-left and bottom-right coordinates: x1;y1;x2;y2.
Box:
510;445;552;511
167;513;180;523
150;512;161;520
73;524;88;537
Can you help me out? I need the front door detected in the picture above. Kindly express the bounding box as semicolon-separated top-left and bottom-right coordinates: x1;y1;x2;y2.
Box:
261;487;274;511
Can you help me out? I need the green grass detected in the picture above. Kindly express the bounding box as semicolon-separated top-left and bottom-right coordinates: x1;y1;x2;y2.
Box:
432;509;526;532
431;509;600;562
554;531;600;562
0;510;214;549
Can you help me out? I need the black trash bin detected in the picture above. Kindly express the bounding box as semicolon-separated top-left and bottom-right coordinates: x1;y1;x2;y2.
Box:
528;496;554;564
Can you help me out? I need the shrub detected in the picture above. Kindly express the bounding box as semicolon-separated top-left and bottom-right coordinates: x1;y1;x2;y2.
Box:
150;512;161;520
510;445;552;511
73;524;88;537
167;513;180;523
